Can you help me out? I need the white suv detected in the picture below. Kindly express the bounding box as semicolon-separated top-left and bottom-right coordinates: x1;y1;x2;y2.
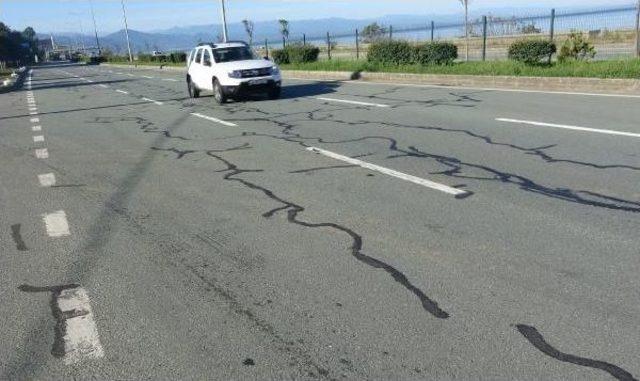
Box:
186;41;281;104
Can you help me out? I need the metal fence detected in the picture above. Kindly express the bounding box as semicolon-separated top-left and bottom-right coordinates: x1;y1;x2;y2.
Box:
260;5;640;61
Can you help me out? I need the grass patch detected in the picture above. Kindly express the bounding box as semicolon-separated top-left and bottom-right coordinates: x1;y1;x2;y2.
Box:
280;59;640;79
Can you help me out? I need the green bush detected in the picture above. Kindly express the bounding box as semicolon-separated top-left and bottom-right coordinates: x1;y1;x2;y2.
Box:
286;44;320;63
169;52;187;63
137;53;152;62
415;42;458;65
508;40;556;65
367;40;415;65
558;31;596;62
271;49;289;64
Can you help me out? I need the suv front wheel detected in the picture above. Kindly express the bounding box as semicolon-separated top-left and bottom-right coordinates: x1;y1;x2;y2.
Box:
187;77;200;98
213;79;227;105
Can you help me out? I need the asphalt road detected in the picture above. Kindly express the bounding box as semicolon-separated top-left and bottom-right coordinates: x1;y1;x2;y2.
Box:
0;62;638;380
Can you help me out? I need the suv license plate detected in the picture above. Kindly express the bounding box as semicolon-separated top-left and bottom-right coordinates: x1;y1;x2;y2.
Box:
249;79;268;85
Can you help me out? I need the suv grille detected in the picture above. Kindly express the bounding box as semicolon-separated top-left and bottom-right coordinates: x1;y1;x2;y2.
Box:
240;67;272;78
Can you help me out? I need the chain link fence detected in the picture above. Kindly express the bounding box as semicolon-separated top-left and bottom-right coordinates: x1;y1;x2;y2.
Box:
259;5;640;62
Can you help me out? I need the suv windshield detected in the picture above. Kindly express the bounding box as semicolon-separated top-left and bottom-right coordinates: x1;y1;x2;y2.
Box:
212;46;255;63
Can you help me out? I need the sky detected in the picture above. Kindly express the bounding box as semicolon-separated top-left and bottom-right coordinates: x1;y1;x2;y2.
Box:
0;0;635;35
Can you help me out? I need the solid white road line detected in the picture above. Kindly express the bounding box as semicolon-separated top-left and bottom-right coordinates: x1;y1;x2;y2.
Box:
43;210;70;237
316;97;390;108
33;135;45;142
162;78;178;82
56;287;105;365
32;125;42;132
496;118;640;139
307;146;469;197
30;117;40;123
35;148;49;159
142;97;164;105
115;89;129;94
190;112;237;127
38;173;56;187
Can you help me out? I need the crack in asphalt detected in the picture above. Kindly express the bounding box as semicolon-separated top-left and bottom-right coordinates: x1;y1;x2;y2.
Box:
204;151;450;319
516;324;637;381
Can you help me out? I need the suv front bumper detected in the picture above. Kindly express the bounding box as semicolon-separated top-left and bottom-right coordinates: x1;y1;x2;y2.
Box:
222;79;281;97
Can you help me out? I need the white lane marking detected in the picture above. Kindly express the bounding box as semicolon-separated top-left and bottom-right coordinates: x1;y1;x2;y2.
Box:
86;79;94;83
190;112;237;127
495;118;640;139
33;135;45;142
141;75;154;79
29;111;38;115
32;125;42;132
115;89;129;94
98;84;109;88
35;148;49;159
43;210;70;237
38;173;56;187
115;72;124;75
162;78;178;82
316;97;390;108
56;287;105;365
126;73;135;77
30;117;40;123
307;146;469;197
141;97;164;105
29;107;37;112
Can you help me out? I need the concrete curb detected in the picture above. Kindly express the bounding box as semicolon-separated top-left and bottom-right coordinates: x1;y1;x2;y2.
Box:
102;63;185;73
100;63;640;95
282;70;640;95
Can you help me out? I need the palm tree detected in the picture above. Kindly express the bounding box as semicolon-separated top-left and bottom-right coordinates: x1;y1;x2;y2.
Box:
459;0;470;61
278;19;289;48
242;19;254;46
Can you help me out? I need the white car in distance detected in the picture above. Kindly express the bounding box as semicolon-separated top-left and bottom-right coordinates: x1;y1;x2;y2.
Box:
186;41;282;104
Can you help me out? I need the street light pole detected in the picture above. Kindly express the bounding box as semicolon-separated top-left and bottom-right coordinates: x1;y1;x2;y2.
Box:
121;0;133;62
220;0;229;42
89;0;101;55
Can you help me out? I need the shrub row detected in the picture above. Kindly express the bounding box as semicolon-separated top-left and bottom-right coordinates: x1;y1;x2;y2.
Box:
508;40;556;65
271;44;320;65
367;40;458;66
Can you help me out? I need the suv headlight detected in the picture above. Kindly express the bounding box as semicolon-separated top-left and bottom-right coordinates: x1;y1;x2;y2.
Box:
228;70;242;79
271;66;280;75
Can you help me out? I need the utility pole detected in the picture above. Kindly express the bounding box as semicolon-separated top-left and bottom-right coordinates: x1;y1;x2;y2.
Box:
635;0;640;57
220;0;229;42
89;0;101;55
121;0;133;62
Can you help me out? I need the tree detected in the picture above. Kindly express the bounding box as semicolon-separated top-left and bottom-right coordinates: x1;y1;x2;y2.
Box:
360;22;388;43
459;0;470;61
242;19;254;46
278;19;289;41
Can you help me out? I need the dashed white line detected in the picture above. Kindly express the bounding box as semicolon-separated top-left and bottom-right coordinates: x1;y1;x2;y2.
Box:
30;117;40;123
43;210;70;237
35;148;49;158
495;118;640;138
29;111;38;115
32;125;42;132
126;73;135;77
38;173;56;187
141;75;154;79
86;79;94;83
307;146;470;198
56;287;105;365
162;78;178;82
98;84;109;88
190;112;237;127
33;135;45;143
115;89;129;94
142;97;164;105
316;97;390;108
29;107;37;112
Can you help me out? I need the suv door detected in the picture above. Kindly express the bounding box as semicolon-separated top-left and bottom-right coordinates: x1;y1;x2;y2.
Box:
191;48;204;88
201;48;214;91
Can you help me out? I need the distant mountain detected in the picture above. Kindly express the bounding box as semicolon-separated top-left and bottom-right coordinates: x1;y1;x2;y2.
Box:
38;3;631;54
